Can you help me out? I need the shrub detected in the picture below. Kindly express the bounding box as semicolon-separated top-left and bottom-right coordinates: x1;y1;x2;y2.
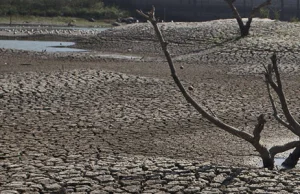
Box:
290;16;299;22
260;8;270;18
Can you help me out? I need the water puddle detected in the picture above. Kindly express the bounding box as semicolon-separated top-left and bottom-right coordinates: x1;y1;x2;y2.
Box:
274;157;286;166
245;156;291;168
0;40;86;52
0;26;108;32
258;157;288;168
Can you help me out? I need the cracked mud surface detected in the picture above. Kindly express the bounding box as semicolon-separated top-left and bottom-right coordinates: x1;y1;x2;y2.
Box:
1;19;300;193
81;19;300;75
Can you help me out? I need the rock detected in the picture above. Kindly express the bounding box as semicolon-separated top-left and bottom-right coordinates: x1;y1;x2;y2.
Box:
0;191;19;194
95;175;114;183
188;86;194;91
213;174;227;183
122;185;141;193
119;180;140;186
164;174;179;181
167;185;185;193
88;18;96;22
112;22;121;26
184;187;201;193
119;17;138;24
44;183;62;191
249;183;265;190
85;171;101;177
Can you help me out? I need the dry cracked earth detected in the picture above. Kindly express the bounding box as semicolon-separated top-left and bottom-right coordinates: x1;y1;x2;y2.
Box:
1;19;300;193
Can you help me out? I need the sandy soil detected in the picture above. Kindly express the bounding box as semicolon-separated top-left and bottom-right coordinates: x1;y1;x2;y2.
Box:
1;19;300;193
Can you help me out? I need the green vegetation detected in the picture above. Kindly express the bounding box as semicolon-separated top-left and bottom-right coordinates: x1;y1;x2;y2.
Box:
0;0;128;20
259;8;270;19
273;10;280;21
290;16;300;23
0;15;113;27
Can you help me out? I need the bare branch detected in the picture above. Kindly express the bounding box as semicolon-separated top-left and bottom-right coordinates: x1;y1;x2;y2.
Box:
224;0;244;30
224;0;242;20
264;63;278;90
268;54;300;135
271;53;283;90
137;6;254;143
269;141;300;158
203;102;218;119
136;10;150;20
262;63;268;73
265;78;292;130
253;114;266;143
267;63;273;76
137;5;156;21
250;0;272;17
137;6;299;170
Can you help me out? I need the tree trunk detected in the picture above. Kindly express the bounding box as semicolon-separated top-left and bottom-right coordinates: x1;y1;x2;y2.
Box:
256;144;274;169
9;15;12;26
239;18;252;37
262;157;274;169
240;25;249;37
282;145;300;168
235;17;247;37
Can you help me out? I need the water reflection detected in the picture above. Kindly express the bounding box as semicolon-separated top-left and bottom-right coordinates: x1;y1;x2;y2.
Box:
0;26;108;32
0;40;86;52
274;157;285;166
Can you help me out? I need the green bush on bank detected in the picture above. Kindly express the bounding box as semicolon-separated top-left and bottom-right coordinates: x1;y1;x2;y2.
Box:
0;0;129;19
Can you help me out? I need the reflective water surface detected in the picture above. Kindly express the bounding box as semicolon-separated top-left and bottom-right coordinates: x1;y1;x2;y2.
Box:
0;40;86;52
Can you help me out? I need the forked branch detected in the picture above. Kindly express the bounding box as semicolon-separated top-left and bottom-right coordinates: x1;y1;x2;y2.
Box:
250;0;272;17
137;7;254;143
269;141;300;158
137;7;299;169
264;54;300;137
253;114;266;143
265;79;292;130
224;0;272;36
264;54;300;168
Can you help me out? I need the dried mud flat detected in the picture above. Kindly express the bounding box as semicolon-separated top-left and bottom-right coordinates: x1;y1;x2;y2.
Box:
1;19;300;193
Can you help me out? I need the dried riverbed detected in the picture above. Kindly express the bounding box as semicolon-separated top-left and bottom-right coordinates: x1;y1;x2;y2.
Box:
1;19;300;193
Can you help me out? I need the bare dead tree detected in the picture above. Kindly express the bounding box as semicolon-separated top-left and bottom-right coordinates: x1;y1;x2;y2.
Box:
136;6;300;170
224;0;272;37
264;54;300;168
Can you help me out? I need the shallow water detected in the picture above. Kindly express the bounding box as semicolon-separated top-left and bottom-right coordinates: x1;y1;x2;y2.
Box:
0;26;108;32
0;40;86;52
257;157;286;168
274;157;285;166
